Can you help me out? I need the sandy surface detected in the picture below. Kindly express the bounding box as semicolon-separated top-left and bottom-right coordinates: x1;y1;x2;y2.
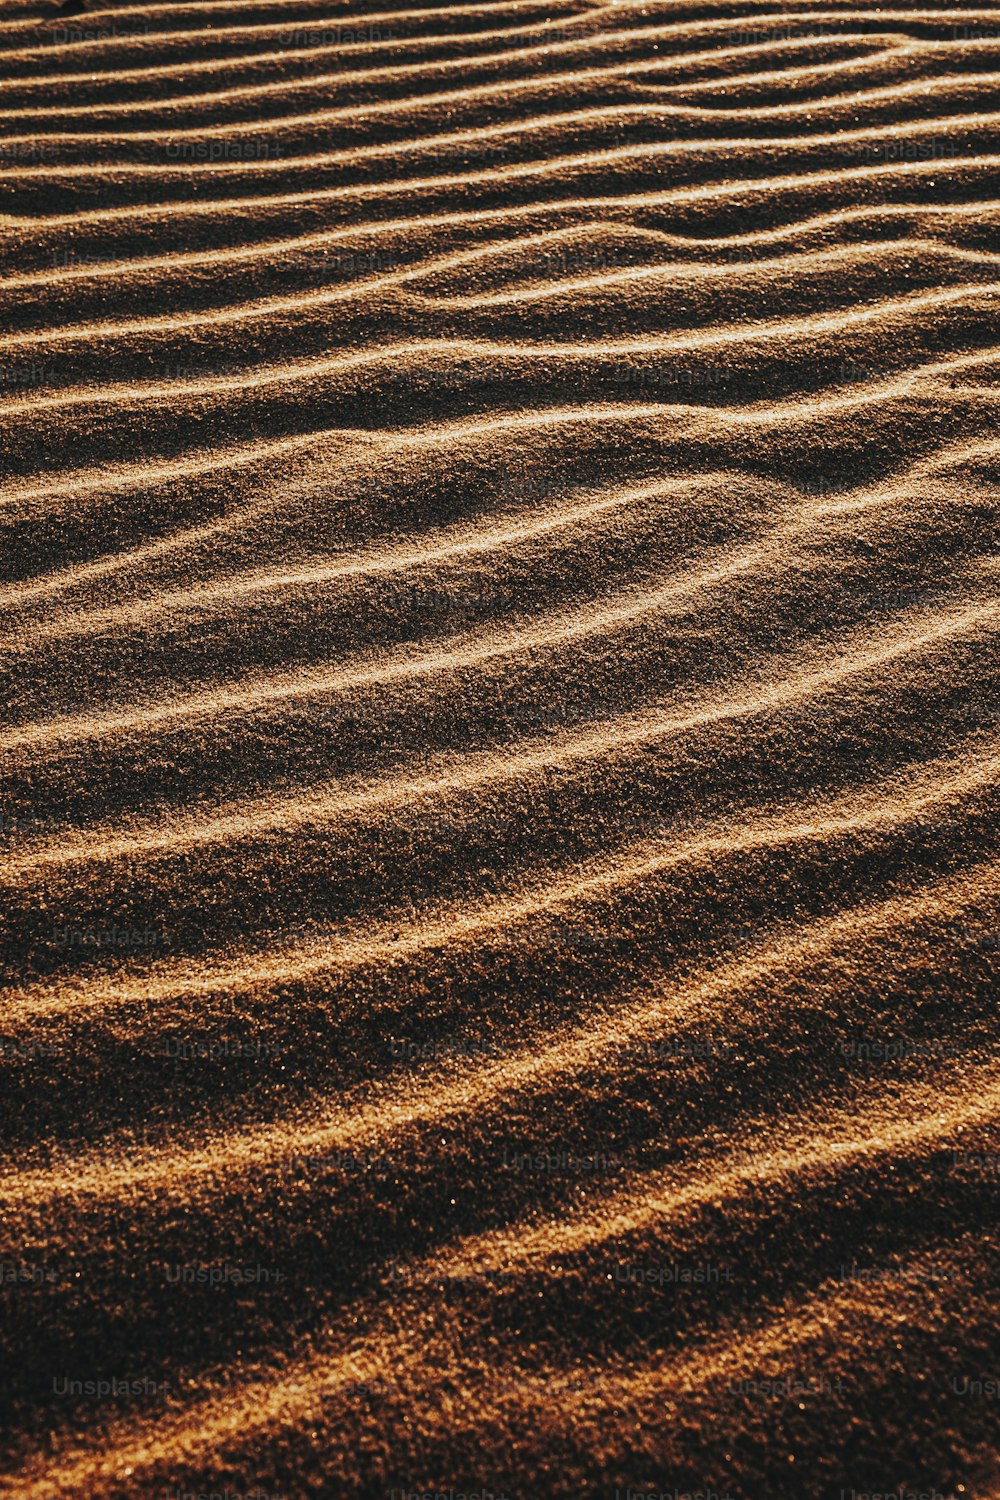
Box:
1;0;999;1495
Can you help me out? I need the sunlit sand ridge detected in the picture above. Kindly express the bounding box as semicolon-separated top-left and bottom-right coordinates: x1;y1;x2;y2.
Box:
1;0;999;1496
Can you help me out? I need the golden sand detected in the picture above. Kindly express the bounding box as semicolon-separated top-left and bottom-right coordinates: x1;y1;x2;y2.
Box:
1;0;999;1494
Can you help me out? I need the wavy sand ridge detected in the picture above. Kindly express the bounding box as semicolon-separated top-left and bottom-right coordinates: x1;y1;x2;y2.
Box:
1;2;999;1497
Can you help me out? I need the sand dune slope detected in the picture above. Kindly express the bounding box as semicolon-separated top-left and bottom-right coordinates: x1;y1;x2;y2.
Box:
1;1;999;1496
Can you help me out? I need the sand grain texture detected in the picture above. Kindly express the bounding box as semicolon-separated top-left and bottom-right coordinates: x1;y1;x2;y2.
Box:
1;0;999;1495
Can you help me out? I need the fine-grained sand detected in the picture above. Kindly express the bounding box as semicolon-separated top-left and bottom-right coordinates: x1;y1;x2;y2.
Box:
1;0;999;1495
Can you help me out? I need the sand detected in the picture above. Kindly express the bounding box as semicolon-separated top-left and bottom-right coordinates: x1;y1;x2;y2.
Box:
0;0;999;1495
